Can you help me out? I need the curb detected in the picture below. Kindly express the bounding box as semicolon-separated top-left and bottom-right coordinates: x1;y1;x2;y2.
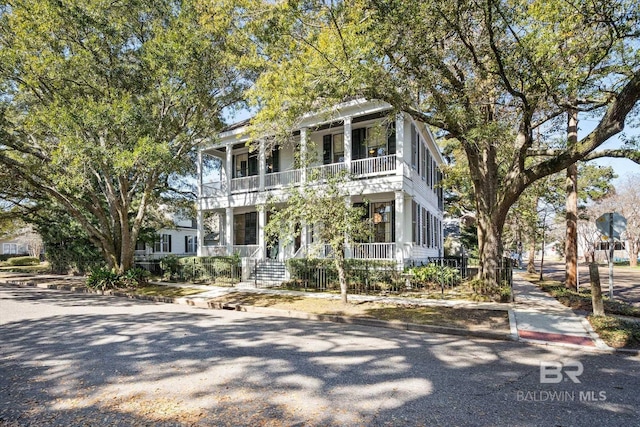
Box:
3;278;639;354
1;279;513;342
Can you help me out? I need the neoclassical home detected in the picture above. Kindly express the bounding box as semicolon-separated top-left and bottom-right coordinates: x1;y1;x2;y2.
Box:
196;99;444;278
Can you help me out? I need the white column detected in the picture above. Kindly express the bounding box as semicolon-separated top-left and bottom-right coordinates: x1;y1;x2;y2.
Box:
300;127;307;182
258;206;266;260
395;190;405;265
197;150;203;198
225;207;234;254
343;117;352;171
258;140;266;191
197;209;204;256
225;143;233;193
395;113;404;177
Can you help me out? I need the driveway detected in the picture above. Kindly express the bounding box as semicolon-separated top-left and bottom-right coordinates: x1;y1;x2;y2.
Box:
1;285;639;426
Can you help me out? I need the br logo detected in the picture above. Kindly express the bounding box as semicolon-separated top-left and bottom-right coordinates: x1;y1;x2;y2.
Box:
540;360;584;384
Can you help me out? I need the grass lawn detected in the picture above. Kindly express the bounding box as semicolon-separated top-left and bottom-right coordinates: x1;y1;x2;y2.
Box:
206;293;510;332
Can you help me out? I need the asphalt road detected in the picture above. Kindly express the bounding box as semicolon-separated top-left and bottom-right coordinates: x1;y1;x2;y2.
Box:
1;285;639;427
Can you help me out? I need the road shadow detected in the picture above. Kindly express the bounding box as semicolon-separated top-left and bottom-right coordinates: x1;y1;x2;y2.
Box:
1;286;639;426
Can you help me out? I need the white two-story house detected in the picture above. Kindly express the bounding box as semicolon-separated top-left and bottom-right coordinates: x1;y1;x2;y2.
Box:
196;99;444;273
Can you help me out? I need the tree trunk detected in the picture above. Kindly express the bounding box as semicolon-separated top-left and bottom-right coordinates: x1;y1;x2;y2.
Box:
334;253;348;304
477;209;505;288
629;241;638;267
565;109;579;291
527;238;537;273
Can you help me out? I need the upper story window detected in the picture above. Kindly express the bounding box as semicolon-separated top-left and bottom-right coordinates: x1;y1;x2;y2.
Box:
323;134;345;164
233;152;258;178
266;145;280;173
353;121;396;161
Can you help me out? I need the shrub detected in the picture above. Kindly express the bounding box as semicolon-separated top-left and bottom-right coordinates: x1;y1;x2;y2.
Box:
121;267;150;288
407;264;462;287
86;268;121;290
160;255;181;280
7;256;40;266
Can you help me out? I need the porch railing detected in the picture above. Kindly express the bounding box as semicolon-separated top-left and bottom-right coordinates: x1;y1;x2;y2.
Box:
293;243;395;260
202;180;226;196
351;243;396;260
351;154;396;177
265;169;303;189
231;175;259;193
232;245;261;258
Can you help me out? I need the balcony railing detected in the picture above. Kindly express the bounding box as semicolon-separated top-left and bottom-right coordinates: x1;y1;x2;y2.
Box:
294;242;396;260
351;154;396;177
203;155;398;197
231;175;259;193
232;245;261;258
265;169;303;189
202;180;226;196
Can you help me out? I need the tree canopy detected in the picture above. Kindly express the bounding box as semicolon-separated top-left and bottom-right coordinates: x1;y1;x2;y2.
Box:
0;0;250;272
248;0;640;284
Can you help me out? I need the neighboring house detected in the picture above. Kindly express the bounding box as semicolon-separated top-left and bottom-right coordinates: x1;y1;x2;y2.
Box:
0;226;43;257
196;98;445;268
134;216;199;260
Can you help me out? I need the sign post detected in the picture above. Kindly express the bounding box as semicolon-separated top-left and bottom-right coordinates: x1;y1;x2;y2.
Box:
596;212;627;299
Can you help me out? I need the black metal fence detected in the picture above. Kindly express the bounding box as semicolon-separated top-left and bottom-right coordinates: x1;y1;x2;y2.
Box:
135;256;241;284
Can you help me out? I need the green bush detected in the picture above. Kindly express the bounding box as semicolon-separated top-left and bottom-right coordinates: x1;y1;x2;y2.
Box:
407;264;462;286
160;255;181;280
86;268;121;290
7;256;40;266
121;267;150;288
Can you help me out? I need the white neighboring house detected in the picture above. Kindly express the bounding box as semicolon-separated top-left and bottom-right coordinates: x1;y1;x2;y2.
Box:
0;226;43;258
196;98;445;267
134;216;199;260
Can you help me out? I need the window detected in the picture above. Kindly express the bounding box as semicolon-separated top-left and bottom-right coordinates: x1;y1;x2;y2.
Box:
323;134;345;164
267;145;280;173
234;212;258;245
153;234;172;253
3;243;18;255
185;236;197;253
135;241;146;251
372;201;394;243
233;152;258;178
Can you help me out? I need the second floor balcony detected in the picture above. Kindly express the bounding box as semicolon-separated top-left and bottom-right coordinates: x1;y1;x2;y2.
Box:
202;154;398;197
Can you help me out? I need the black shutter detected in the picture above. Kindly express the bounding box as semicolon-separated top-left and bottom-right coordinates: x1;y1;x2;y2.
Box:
387;122;396;155
272;146;280;172
352;128;365;160
248;154;258;176
168;235;172;253
185;236;188;253
323;135;332;164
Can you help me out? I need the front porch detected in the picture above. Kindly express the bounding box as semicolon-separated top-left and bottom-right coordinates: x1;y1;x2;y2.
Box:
202;154;398;197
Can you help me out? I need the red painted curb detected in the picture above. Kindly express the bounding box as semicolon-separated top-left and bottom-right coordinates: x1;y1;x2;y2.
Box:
518;329;595;346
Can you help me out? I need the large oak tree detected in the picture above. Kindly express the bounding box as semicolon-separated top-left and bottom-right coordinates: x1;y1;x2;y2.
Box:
248;0;640;285
0;0;250;272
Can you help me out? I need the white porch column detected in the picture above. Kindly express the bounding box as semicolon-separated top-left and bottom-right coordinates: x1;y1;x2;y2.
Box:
300;127;308;182
225;207;234;254
343;117;352;171
197;209;204;256
395;113;404;177
225;143;233;193
197;150;203;198
258;206;266;260
395;190;405;265
258;140;266;191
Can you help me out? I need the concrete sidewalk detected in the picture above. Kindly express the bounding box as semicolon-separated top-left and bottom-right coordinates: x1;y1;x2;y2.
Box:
511;275;611;350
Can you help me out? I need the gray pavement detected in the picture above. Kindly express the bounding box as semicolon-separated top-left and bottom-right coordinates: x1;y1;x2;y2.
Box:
0;273;626;350
1;285;639;426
